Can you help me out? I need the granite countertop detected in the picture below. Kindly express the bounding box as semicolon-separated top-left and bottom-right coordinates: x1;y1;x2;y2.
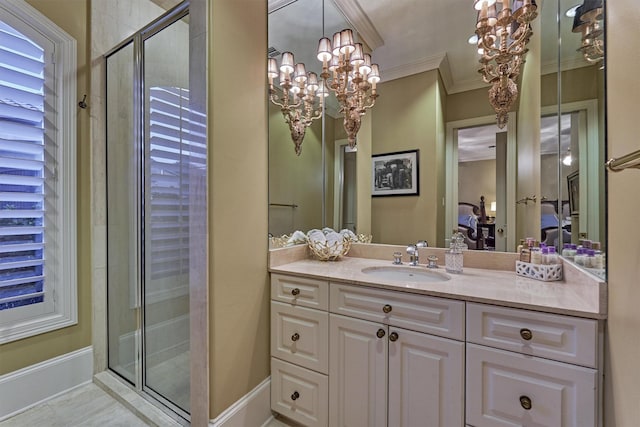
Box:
269;254;607;319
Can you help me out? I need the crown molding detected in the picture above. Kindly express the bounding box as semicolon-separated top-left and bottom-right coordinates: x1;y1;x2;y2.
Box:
332;0;384;50
268;0;298;14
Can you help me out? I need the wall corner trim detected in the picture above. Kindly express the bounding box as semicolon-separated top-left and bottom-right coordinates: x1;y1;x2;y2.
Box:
210;376;272;427
0;346;93;421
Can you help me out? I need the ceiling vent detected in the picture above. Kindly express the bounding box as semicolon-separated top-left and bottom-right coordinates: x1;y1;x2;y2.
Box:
268;46;282;58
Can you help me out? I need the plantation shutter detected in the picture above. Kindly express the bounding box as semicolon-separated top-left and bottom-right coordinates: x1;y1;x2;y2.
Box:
0;21;46;310
148;87;199;281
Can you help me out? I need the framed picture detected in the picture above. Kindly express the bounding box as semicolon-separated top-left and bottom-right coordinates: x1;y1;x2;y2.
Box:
371;149;419;196
567;170;579;215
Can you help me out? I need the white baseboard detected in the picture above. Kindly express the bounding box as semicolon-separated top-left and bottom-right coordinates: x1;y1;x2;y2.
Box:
210;377;272;427
0;346;93;421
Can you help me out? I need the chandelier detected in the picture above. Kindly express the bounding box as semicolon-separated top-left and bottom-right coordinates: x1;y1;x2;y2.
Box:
571;0;604;64
316;29;380;149
474;0;538;128
268;52;327;156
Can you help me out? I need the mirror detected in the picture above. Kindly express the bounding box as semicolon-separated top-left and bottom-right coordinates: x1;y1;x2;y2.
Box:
268;0;606;277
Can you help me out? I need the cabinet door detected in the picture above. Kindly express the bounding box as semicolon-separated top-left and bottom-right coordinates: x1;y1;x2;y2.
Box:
466;343;597;427
388;328;464;427
329;314;387;427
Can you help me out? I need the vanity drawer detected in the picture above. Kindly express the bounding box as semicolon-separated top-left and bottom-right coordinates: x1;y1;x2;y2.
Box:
329;283;464;340
466;344;597;427
271;301;329;374
466;302;598;367
271;274;329;310
271;357;328;427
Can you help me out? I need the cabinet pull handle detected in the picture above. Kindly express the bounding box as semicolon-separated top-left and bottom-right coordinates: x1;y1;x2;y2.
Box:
291;391;300;401
291;288;300;296
519;395;532;410
382;304;393;314
291;332;300;342
520;328;533;341
389;332;399;342
376;328;386;338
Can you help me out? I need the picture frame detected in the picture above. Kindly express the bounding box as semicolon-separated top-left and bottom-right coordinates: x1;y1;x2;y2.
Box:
567;170;579;215
371;149;419;196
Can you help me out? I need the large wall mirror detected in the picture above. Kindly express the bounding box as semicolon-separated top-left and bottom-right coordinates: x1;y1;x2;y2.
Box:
268;0;606;279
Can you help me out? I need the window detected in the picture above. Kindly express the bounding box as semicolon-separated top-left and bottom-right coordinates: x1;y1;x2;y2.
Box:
0;0;77;344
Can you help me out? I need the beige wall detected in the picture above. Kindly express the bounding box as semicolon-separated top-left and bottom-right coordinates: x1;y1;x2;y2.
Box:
604;1;640;425
268;105;336;235
208;0;270;418
370;70;444;245
0;0;91;376
458;160;496;207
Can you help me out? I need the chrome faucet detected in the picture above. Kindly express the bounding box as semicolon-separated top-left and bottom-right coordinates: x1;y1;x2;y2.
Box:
406;240;428;266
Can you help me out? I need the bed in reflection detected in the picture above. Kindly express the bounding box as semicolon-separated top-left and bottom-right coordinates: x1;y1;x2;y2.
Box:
458;202;480;249
458;199;572;250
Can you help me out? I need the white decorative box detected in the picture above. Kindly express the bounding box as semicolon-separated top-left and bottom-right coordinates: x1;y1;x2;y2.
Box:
515;261;563;282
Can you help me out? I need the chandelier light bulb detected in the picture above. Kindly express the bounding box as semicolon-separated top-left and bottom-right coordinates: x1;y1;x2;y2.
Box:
339;29;355;54
317;37;332;63
293;63;307;83
280;51;294;75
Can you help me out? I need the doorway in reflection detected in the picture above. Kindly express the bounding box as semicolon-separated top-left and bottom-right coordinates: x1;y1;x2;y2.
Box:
457;123;506;252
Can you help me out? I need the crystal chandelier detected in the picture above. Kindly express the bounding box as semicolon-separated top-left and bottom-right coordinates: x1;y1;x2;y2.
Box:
316;29;380;148
268;52;327;156
474;0;538;128
571;0;604;64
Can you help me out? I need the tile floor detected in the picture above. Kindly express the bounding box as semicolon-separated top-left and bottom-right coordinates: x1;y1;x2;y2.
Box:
0;383;152;427
0;378;293;427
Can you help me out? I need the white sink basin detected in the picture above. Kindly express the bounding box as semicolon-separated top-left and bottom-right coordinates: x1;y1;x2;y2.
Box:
361;266;450;283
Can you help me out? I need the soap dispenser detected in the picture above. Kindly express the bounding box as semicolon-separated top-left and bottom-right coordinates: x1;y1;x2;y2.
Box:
445;230;465;274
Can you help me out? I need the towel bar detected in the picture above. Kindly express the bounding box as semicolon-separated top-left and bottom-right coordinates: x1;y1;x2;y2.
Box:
606;149;640;172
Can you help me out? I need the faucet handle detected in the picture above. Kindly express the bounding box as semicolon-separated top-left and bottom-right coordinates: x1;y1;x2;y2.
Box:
416;240;428;248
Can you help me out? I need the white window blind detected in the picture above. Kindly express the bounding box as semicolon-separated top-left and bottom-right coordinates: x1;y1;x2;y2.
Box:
148;87;190;281
0;20;46;311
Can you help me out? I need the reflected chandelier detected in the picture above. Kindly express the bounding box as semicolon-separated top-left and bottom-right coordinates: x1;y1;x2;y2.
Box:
267;29;380;155
474;0;538;128
316;29;380;149
571;0;604;64
268;52;327;156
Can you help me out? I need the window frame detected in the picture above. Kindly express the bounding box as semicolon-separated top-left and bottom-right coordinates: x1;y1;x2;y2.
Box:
0;0;77;344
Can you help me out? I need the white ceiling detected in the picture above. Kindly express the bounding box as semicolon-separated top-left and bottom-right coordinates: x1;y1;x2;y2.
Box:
268;0;589;94
458;114;572;162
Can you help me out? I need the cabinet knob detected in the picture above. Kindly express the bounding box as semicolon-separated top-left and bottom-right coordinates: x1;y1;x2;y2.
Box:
519;395;532;410
520;328;533;341
376;328;386;339
291;391;300;401
389;332;399;342
382;304;393;314
291;288;300;296
291;332;300;342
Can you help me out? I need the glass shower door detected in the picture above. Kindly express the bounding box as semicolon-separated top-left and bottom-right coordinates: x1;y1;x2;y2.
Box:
105;4;192;421
142;13;191;413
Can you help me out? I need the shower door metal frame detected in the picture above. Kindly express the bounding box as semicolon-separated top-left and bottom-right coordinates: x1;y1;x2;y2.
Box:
104;2;191;423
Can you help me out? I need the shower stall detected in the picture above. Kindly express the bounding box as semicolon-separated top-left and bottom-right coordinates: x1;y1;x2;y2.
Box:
105;3;200;421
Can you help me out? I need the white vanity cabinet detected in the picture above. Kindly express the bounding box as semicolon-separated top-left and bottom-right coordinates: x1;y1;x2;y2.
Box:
270;272;603;427
465;302;601;427
328;282;465;427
